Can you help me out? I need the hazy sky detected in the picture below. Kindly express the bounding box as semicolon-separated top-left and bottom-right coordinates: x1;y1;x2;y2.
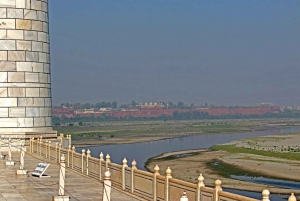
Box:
49;1;300;106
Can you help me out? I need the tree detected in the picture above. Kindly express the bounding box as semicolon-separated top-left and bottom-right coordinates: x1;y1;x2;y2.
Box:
78;121;83;126
177;101;184;109
132;100;136;107
112;101;117;109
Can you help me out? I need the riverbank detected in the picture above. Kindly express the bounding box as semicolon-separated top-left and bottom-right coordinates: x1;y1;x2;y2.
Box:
145;132;300;194
61;119;300;147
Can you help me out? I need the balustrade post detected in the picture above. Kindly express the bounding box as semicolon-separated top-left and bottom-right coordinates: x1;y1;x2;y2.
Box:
153;164;160;201
67;145;71;168
72;146;75;169
31;138;34;153
214;180;222;201
17;144;27;174
29;138;32;153
131;160;137;193
99;152;104;181
40;136;42;156
60;133;63;145
81;149;85;173
103;168;111;201
261;189;270;201
122;158;128;190
48;141;51;160
58;143;62;163
55;143;58;162
288;193;296;201
180;191;189;201
6;138;14;166
45;140;48;159
165;167;172;201
68;134;72;147
106;154;111;170
0;136;2;159
86;149;91;175
197;174;205;201
53;154;69;201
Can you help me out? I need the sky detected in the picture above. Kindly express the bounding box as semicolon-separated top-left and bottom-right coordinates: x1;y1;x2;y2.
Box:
49;0;300;106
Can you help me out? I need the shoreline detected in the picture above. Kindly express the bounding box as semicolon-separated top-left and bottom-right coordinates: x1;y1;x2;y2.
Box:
145;133;300;194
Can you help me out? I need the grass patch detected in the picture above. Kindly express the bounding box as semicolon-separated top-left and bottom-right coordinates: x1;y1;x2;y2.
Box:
211;145;300;161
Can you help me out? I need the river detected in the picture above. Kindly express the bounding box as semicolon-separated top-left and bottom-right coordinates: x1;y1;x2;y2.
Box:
78;126;300;201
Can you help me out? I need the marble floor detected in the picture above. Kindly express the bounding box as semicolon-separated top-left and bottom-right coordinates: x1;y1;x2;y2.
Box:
0;151;143;201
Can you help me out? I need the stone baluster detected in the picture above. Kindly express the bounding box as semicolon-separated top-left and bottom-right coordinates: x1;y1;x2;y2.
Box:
131;160;137;193
288;193;296;201
180;191;189;201
105;154;111;170
165;167;172;201
197;174;205;201
53;155;69;201
81;149;85;173
48;141;51;160
55;143;58;162
67;145;71;168
29;138;31;153
103;168;111;201
68;135;72;147
261;189;270;201
72;146;75;169
153;164;160;201
40;136;43;156
99;152;104;181
6;138;14;166
58;143;62;163
17;144;27;175
214;180;222;201
86;149;91;175
122;158;128;190
45;140;48;159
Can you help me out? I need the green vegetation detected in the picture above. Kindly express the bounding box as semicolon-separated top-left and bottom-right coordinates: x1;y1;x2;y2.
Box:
211;145;300;161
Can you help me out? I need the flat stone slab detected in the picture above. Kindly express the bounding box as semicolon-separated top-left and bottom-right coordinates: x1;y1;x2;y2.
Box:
0;152;144;201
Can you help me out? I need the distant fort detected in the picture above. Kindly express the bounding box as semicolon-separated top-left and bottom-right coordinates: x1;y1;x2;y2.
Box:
53;103;280;119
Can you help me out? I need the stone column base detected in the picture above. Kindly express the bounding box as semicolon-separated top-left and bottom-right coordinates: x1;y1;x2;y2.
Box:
52;196;70;201
17;170;27;175
6;161;14;166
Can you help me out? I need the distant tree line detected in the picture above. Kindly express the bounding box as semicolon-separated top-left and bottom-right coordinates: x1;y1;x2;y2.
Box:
52;110;300;126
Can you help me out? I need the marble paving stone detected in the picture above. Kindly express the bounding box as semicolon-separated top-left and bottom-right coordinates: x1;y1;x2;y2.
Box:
33;97;44;106
0;117;17;127
32;62;43;72
26;107;40;117
32;21;43;31
37;11;46;21
39;73;47;83
42;22;48;33
32;41;42;51
33;117;45;127
37;32;47;42
0;98;17;107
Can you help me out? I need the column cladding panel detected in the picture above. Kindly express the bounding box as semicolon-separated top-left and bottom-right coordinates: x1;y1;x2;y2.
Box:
0;0;55;136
